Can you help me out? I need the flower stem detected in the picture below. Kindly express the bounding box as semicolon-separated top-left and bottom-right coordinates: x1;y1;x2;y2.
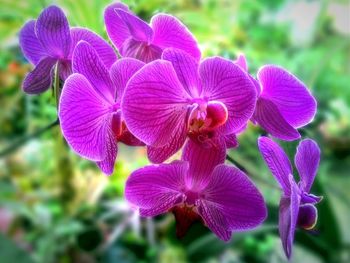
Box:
0;119;59;158
226;154;280;190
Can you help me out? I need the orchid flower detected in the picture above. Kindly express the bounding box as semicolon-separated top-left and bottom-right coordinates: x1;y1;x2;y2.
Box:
125;139;267;241
122;48;256;163
58;41;144;175
104;2;201;63
19;5;116;94
258;137;322;259
234;55;317;141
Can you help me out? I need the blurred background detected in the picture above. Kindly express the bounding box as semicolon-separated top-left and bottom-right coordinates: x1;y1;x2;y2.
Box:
0;0;349;262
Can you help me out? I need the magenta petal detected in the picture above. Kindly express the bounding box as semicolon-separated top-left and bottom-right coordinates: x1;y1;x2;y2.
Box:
125;161;188;217
182;139;226;189
19;20;46;65
58;60;72;80
122;60;190;147
224;133;239;149
258;137;293;195
254;98;301;141
59;73;113;161
295;139;320;193
297;204;318;230
151;14;201;60
147;125;187;163
279;176;301;260
104;3;130;49
70;27;117;69
198;164;267;241
119;38;162;63
234;54;248;72
118;130;145;146
96;126;118;175
22;56;56;94
35;5;71;58
115;8;153;43
72;41;115;103
162;48;201;97
109;58;145;102
200;57;256;134
258;65;317;128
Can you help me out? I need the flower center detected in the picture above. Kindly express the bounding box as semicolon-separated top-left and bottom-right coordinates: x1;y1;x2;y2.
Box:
187;101;228;145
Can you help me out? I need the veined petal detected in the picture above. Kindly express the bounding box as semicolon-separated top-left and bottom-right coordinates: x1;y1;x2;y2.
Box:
22;56;56;94
258;137;293;195
151;14;201;60
125;161;188;217
35;5;71;58
200;57;256;134
147;124;187;163
223;133;239;149
19;20;46;65
234;53;248;72
279;176;301;260
110;58;145;102
104;2;130;49
295;139;320;193
258;65;317;128
59;73;112;161
254;98;301;141
122;60;190;147
119;38;162;63
182;139;226;190
115;8;153;43
73;41;115;103
197;164;267;241
162;48;201;98
70;27;117;69
96;125;118;175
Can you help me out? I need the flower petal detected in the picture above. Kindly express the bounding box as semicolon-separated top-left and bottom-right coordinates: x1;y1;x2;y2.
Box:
223;133;239;149
96;124;118;175
104;2;131;49
182;138;226;190
147;125;187;163
254;98;301;141
58;73;112;161
22;56;56;94
19;20;46;65
72;41;115;103
151;14;201;60
295;139;320;193
122;60;190;147
120;38;162;63
279;176;301;260
35;5;71;58
110;58;145;102
162;48;201;97
258;137;293;195
115;8;153;43
234;53;248;72
258;65;317;128
70;27;117;69
200;57;256;134
197;164;267;241
125;161;188;217
297;204;318;230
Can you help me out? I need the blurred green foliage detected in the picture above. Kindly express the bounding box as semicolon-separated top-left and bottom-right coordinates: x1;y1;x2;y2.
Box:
0;0;349;263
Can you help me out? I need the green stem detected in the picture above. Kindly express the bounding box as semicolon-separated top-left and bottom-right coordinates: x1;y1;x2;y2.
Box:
226;155;280;191
0;119;59;158
54;62;60;108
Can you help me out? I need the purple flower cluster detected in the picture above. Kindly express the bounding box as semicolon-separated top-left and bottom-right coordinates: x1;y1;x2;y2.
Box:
19;3;321;259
